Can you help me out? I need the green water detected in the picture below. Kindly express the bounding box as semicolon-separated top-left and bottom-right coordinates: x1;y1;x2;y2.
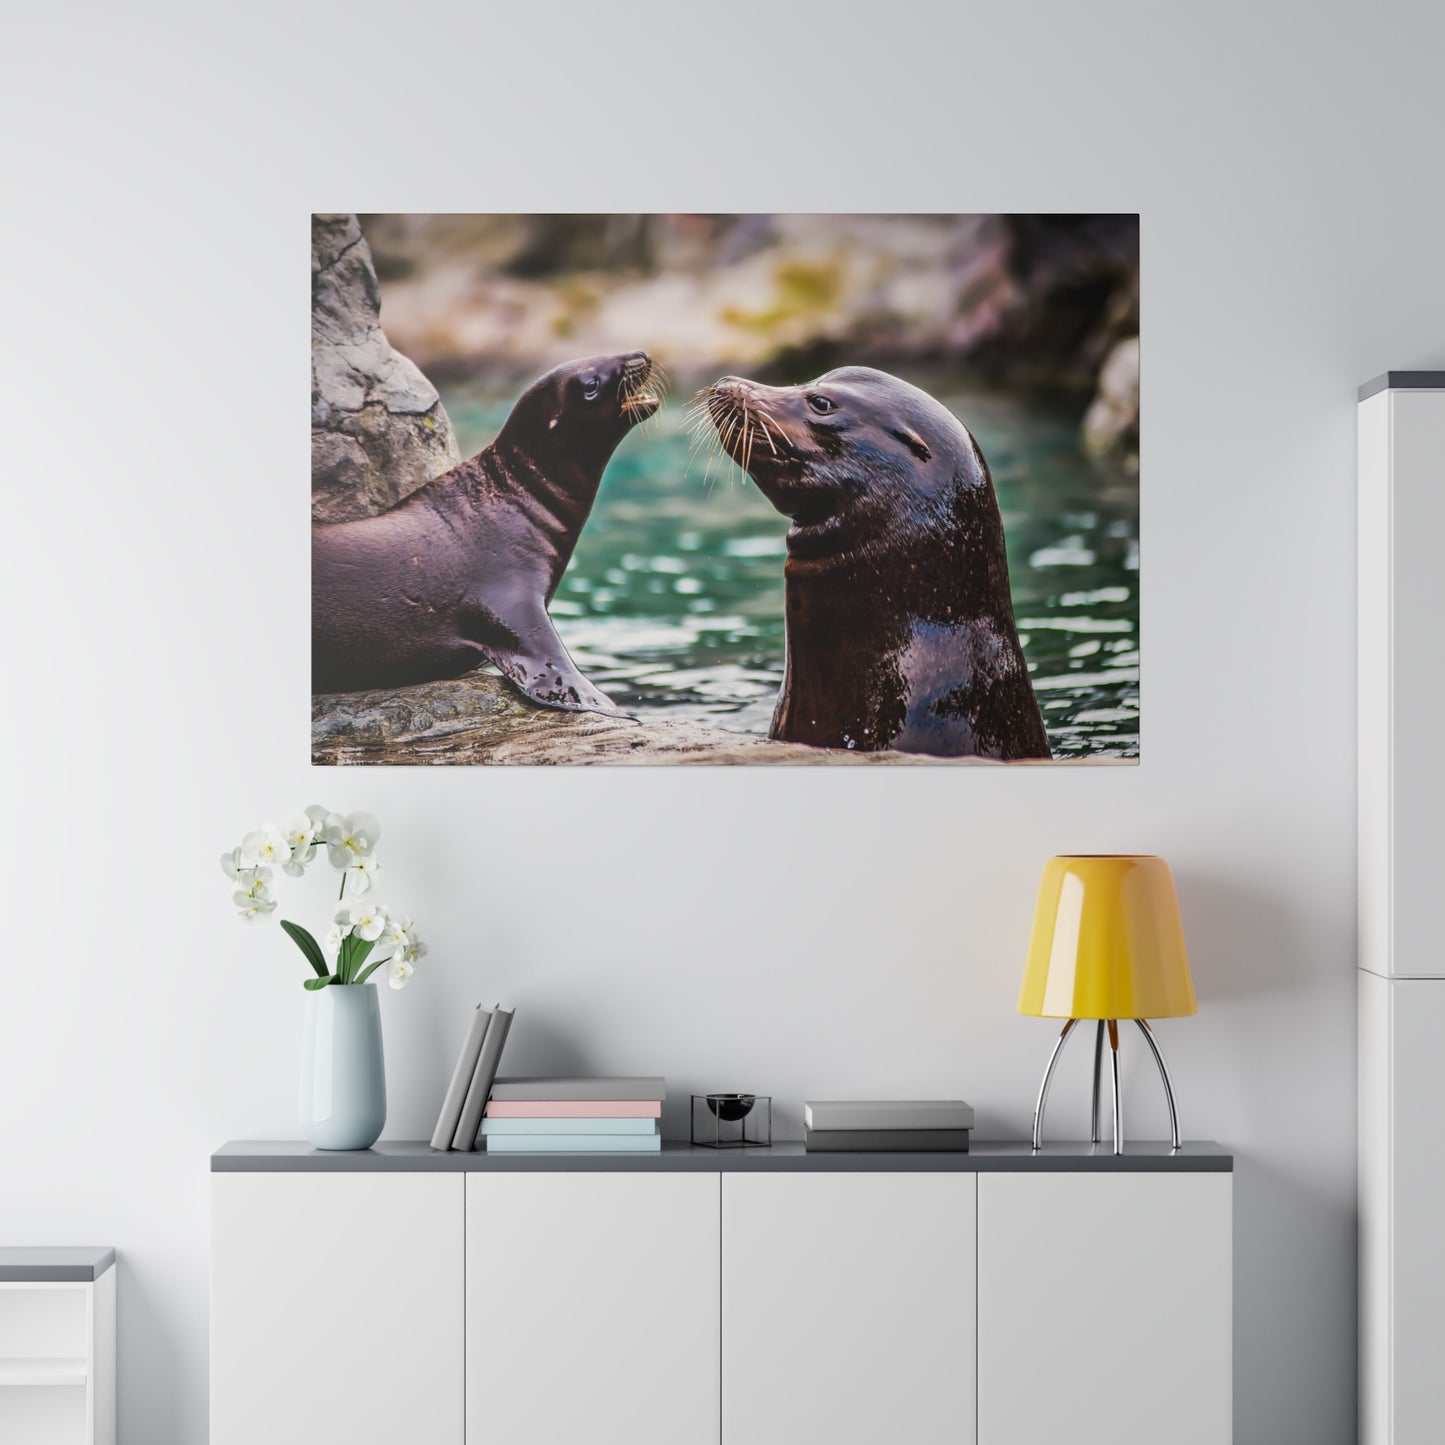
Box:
443;382;1139;759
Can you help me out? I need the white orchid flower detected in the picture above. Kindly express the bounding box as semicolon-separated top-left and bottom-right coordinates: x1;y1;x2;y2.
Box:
282;812;316;849
282;813;319;872
220;847;253;884
323;922;347;957
345;856;383;895
381;914;412;950
240;824;290;869
399;935;428;966
325;812;381;870
333;906;354;930
230;869;273;902
349;902;388;942
387;959;415;990
305;803;330;831
235;891;277;924
282;843;316;878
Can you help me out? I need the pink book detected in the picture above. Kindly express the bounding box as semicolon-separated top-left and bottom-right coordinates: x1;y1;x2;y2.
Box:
484;1099;662;1118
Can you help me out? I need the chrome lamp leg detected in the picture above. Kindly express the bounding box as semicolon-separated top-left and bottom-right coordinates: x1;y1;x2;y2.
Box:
1031;1018;1078;1151
1090;1021;1105;1144
1107;1018;1123;1155
1135;1018;1181;1150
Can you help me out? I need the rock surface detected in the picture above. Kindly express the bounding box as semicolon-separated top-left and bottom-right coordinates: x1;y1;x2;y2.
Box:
311;672;970;766
311;213;461;522
1082;336;1141;467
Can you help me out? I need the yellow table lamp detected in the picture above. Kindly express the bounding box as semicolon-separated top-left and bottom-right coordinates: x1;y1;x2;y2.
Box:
1019;855;1196;1154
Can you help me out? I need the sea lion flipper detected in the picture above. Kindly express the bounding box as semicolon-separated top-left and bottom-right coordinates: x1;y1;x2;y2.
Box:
486;610;622;717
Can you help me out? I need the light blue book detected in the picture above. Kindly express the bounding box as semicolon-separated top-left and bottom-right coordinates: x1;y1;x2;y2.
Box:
479;1116;660;1137
484;1133;663;1154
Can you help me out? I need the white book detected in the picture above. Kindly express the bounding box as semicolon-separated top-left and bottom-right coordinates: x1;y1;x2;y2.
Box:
804;1100;975;1132
479;1117;660;1136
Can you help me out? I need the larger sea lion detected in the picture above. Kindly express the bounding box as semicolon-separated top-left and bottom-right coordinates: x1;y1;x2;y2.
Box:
697;366;1051;759
312;352;664;712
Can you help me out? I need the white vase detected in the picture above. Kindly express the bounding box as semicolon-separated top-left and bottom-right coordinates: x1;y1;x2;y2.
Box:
300;984;386;1150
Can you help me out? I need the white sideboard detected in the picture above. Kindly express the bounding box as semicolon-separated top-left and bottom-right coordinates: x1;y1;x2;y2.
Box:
211;1141;1232;1445
0;1249;115;1445
466;1171;719;1445
1357;373;1445;1445
723;1171;976;1444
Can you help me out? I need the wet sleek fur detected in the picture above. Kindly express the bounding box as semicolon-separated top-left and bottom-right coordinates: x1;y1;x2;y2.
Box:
697;366;1050;759
312;352;662;712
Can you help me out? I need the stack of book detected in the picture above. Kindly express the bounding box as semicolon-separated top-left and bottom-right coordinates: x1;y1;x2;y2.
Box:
803;1099;974;1152
480;1077;665;1154
430;1003;516;1153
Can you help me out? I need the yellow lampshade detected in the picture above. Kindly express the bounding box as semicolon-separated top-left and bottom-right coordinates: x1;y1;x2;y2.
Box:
1018;856;1196;1020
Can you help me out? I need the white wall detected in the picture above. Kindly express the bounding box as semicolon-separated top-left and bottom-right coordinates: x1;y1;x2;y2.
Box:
2;3;1442;1441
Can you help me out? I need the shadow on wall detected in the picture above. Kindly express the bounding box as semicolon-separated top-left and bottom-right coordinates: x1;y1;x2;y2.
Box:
1229;1152;1357;1442
119;1256;194;1443
1177;867;1331;1003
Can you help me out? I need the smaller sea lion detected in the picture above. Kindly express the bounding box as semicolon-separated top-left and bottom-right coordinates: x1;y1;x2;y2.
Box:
696;366;1051;759
312;352;664;712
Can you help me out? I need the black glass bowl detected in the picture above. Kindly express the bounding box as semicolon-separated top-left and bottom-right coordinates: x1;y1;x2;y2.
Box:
704;1093;756;1122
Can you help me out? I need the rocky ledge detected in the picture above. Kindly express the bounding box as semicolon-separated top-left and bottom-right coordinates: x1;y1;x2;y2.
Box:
311;672;956;766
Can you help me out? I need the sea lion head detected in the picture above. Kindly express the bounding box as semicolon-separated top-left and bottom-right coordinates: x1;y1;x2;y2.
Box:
698;366;989;565
498;351;665;470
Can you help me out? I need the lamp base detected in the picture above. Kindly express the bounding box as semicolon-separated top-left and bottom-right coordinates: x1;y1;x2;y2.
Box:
1030;1017;1181;1155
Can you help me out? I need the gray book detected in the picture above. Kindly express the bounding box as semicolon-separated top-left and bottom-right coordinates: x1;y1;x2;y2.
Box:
430;1004;492;1151
804;1100;975;1132
488;1076;665;1102
804;1128;971;1152
452;1006;515;1151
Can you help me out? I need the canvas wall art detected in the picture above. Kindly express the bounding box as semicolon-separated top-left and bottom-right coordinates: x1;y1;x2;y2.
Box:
311;213;1139;765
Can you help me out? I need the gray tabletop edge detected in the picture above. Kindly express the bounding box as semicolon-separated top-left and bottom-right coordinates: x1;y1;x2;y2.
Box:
0;1246;116;1282
212;1139;1232;1173
1358;371;1445;401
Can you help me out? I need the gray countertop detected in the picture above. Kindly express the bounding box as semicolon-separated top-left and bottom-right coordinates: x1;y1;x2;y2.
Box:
0;1247;115;1282
214;1140;1232;1173
1358;371;1445;400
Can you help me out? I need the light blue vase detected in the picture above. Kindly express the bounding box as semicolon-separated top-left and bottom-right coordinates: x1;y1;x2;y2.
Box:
300;984;386;1150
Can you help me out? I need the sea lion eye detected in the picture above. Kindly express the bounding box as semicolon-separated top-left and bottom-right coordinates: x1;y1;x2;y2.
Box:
807;394;834;415
583;376;601;401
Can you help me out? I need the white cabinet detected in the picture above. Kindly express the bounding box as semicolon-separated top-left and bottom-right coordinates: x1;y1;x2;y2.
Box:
721;1173;976;1445
1358;373;1445;1445
464;1172;719;1445
1358;379;1445;981
1360;971;1445;1444
0;1259;114;1445
210;1173;464;1445
211;1146;1231;1445
977;1173;1232;1445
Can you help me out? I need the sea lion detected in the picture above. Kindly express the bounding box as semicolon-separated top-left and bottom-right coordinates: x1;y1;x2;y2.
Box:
696;366;1051;759
312;352;664;711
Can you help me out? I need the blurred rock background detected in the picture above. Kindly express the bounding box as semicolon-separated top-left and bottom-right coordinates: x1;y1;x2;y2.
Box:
356;212;1140;468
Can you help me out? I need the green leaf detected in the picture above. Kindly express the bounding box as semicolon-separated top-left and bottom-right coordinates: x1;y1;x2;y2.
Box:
354;955;389;987
303;975;335;991
347;937;377;984
280;919;328;978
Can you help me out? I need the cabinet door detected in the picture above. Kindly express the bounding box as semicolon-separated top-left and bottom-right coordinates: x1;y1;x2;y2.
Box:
211;1173;464;1445
977;1173;1231;1445
1387;978;1445;1440
722;1172;976;1445
466;1172;719;1445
